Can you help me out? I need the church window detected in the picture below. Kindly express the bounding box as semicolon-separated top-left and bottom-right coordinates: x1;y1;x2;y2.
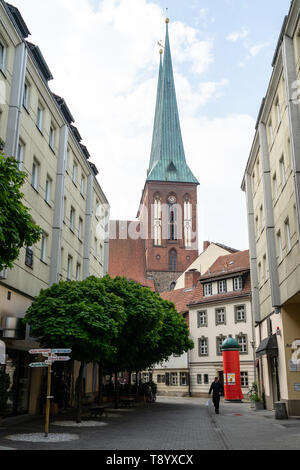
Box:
154;195;162;246
169;249;177;272
184;195;192;248
168;203;177;241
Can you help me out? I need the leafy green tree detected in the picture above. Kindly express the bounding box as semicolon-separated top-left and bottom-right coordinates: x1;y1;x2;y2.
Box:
0;152;42;268
23;277;126;422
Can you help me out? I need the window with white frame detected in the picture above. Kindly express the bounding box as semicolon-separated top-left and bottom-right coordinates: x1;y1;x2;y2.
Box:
216;308;226;325
67;256;73;281
198;337;208;356
31;158;39;190
280;156;286;186
277;231;283;261
170;372;178;386
0;41;7;72
72;162;77;184
23;82;30;110
240;372;249;388
153;195;162;246
37;105;43;131
45;176;52;205
197;310;207;328
233;276;242;291
237;334;248;354
218;280;227;294
258;262;262;284
80;175;85;196
49;125;55;150
180;373;188;386
16;141;24;170
285;219;291;252
40;233;47;263
263;255;268;281
272;173;278;201
235;305;246;323
216;336;226;356
197;374;202;385
70;207;75;232
268;120;274;145
204;374;209;385
78;217;83;241
204;283;212;297
184;195;192;248
275;98;281;126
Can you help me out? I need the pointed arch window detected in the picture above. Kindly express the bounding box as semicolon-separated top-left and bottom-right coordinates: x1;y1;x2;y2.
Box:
154;194;162;246
184;195;192;248
168;203;178;241
169;249;177;272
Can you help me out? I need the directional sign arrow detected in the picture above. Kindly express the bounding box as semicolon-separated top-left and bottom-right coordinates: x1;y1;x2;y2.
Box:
50;356;71;362
51;349;72;354
29;362;49;368
29;349;51;355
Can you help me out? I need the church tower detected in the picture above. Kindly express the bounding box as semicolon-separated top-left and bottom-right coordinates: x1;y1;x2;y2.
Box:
139;18;200;292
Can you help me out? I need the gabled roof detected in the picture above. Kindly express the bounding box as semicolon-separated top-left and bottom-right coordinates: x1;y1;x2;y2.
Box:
161;284;203;314
147;20;199;185
200;250;250;282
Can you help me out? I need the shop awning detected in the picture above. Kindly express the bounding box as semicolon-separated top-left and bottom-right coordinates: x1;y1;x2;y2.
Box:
256;334;278;358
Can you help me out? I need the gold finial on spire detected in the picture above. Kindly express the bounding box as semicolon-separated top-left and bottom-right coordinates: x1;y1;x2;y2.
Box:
159;49;163;55
165;7;169;23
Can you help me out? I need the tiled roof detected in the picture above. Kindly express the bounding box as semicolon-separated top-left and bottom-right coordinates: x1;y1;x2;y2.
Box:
161;284;203;313
201;250;250;281
108;221;155;290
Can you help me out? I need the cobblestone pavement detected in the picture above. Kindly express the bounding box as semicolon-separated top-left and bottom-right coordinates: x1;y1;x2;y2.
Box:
0;396;299;450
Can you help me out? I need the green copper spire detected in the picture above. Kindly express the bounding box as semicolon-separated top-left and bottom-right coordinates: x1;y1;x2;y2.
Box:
147;19;199;185
148;50;163;175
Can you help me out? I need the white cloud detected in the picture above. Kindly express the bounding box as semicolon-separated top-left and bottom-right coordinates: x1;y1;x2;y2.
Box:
11;0;253;249
226;29;248;42
249;42;269;57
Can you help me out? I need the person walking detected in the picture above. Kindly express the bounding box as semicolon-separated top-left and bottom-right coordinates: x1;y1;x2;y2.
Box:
209;377;224;414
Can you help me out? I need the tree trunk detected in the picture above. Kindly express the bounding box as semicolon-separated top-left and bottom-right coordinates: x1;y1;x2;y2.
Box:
114;369;119;409
76;362;84;423
98;361;104;405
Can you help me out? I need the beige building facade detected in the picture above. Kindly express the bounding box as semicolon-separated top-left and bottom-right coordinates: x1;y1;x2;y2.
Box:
0;2;109;416
242;0;300;416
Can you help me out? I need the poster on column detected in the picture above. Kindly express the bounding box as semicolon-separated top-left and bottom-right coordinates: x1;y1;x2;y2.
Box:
227;373;236;385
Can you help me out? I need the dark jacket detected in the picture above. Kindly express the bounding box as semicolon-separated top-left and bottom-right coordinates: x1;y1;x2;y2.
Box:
209;381;224;397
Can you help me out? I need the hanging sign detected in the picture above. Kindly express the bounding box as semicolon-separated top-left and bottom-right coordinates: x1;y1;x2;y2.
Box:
29;362;49;368
227;373;236;385
29;349;51;355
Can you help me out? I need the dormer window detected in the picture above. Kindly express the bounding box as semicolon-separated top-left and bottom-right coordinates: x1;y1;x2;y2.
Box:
204;283;212;297
233;276;243;291
218;280;227;294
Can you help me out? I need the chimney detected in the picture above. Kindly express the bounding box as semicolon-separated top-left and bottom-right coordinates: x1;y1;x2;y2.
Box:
185;270;201;289
203;241;211;251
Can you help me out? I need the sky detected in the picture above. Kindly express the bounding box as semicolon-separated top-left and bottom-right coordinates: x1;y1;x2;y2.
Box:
12;0;292;251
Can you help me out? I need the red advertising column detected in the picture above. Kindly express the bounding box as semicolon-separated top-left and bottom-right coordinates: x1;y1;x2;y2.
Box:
222;335;243;402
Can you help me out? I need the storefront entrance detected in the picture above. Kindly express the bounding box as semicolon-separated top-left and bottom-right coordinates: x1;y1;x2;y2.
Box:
4;349;31;416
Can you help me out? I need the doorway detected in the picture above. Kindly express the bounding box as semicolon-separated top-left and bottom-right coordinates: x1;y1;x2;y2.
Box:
5;349;31;416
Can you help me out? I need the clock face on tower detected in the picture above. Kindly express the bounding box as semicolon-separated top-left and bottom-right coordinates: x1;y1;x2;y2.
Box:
168;195;176;204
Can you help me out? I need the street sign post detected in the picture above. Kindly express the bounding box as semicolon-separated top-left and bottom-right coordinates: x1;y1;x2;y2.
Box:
28;348;72;437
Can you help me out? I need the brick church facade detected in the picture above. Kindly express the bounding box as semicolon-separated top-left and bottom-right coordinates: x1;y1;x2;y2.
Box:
109;19;200;293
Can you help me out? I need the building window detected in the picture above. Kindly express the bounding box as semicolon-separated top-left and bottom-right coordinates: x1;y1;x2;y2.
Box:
49;125;55;150
272;173;278;201
45;176;52;205
157;374;165;384
280;156;286;186
204;283;212;297
235;305;246;323
204;374;209;385
23;82;30;110
99;244;103;263
67;256;73;281
197;310;207;328
80;175;85;196
76;263;81;281
72;162;77;184
16;141;24;170
184;196;192;248
258;262;262;284
198;337;208;356
285;219;291;252
41;233;47;263
263;255;268;281
168;203;177;241
37;105;43;132
180;373;188;386
259;205;264;231
233;276;242;291
153;196;162;246
241;372;249;388
169;249;177;272
25;247;34;268
216;308;226;325
277;231;283;261
31;159;39;190
275;98;281;126
170;373;178;386
78;217;83;241
70;207;75;232
237;334;248;354
216;336;226;356
218;280;227;294
197;374;202;385
0;41;7;72
268;120;274;145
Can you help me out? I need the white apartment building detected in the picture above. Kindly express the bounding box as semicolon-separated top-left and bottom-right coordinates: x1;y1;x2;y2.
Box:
0;2;109;416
